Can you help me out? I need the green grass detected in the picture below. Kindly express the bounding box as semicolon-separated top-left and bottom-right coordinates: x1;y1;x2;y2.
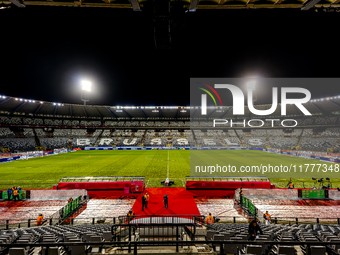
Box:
0;150;339;189
0;150;190;189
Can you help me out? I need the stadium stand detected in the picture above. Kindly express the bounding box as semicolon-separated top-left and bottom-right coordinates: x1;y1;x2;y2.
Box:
171;138;195;146
158;130;170;137
70;129;88;137
92;129;102;138
155;121;169;127
53;129;72;138
23;128;35;138
63;120;71;126
104;120;117;127
0;128;15;138
111;130;123;137
145;130;156;137
97;137;117;146
244;138;266;148
101;129;111;137
134;130;145;137
207;130;227;137
40;138;69;150
35;129;46;138
300;138;336;151
269;137;298;149
116;138;141;147
140;121;154;127
321;128;340;137
169;130;181;137
122;130;132;137
144;138;168;147
0;138;37;152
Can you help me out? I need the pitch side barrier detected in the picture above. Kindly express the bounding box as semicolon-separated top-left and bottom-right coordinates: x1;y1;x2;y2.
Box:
0;149;72;163
267;149;340;163
83;147;263;150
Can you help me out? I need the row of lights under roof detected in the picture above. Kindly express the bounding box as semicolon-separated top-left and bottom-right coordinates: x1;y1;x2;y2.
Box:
310;96;340;102
53;103;65;106
15;98;39;103
115;106;193;109
0;95;6;99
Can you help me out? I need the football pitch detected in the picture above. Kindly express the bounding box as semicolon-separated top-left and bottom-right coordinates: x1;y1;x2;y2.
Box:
0;150;339;190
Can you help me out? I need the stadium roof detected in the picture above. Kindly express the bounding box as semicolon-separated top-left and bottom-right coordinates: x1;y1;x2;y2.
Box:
1;95;340;120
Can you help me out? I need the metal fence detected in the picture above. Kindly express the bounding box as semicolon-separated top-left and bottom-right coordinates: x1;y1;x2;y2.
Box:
1;240;340;255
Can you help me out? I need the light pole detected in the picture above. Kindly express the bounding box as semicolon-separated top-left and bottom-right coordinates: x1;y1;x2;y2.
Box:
81;80;91;105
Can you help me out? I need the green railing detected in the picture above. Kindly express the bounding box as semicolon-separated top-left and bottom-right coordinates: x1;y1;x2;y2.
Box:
301;189;325;198
241;196;256;215
2;190;27;200
62;197;80;218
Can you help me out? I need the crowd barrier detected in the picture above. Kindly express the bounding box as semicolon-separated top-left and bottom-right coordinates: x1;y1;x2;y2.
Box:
0;190;27;200
268;149;340;163
83;147;264;150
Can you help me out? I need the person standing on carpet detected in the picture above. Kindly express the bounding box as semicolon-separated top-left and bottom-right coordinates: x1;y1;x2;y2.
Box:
163;194;168;209
145;193;149;209
142;194;146;211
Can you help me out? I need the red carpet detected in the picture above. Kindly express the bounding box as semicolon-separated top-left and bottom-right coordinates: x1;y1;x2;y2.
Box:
132;188;200;216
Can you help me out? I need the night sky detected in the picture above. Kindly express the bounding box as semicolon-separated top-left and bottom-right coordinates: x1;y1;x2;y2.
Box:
0;6;339;106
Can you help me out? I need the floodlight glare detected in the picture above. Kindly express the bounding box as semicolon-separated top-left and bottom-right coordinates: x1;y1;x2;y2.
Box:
247;81;256;90
81;80;92;92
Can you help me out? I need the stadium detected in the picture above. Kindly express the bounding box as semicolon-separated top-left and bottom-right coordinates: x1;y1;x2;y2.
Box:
1;87;340;255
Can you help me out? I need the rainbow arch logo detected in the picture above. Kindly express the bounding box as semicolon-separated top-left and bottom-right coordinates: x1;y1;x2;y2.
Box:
197;82;223;106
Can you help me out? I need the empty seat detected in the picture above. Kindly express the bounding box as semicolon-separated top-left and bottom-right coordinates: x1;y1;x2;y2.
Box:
278;245;295;255
310;246;326;255
102;232;113;241
213;234;224;241
206;230;216;241
70;245;86;255
246;245;262;255
9;248;28;255
89;236;102;242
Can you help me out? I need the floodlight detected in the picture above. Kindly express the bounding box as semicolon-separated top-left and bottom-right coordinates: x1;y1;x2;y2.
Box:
81;80;92;92
312;177;316;180
247;81;256;90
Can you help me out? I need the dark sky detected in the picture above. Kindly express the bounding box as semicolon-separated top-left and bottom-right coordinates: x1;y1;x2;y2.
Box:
0;6;339;106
